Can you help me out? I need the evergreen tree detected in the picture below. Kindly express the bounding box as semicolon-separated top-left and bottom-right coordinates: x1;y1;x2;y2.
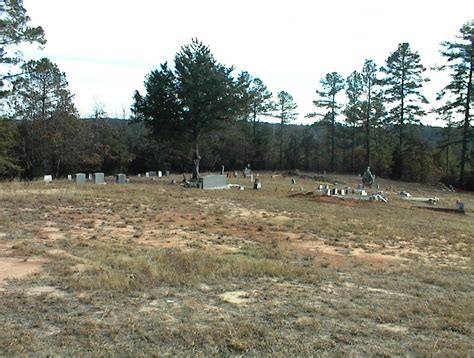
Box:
344;71;364;172
8;58;79;177
361;59;380;166
132;39;247;179
308;72;345;172
0;0;46;96
273;91;298;169
438;21;473;186
382;42;428;178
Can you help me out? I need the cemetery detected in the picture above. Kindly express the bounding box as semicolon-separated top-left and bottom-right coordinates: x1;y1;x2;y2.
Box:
0;171;472;356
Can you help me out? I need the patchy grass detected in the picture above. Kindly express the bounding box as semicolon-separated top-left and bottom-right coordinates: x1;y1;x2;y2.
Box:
0;173;473;356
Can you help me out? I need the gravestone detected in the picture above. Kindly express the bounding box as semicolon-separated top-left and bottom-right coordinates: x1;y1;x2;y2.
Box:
243;164;252;178
254;178;262;190
318;185;323;191
362;167;375;187
148;171;157;177
116;173;127;184
158;171;162;177
138;173;141;177
249;174;254;182
221;165;225;175
340;189;346;196
323;188;331;196
165;170;170;176
44;175;52;183
291;178;296;185
145;172;150;177
67;174;72;181
324;184;330;190
88;173;93;181
75;173;86;184
331;188;338;195
199;175;228;189
94;172;105;184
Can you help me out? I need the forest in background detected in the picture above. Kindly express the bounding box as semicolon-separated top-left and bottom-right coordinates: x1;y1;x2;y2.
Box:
1;1;473;188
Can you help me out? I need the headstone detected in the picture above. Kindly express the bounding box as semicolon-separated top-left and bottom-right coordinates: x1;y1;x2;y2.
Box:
250;174;254;182
94;172;105;184
318;185;323;191
116;173;127;184
221;165;225;175
158;171;162;177
243;167;252;178
234;171;239;178
291;178;296;185
165;170;170;176
75;173;86;184
362;166;375;187
254;178;262;190
145;172;150;177
239;186;244;190
148;171;157;177
67;174;72;181
324;184;330;190
44;175;52;183
323;188;331;196
340;189;346;195
138;173;141;177
198;175;228;189
331;188;338;195
88;173;93;181
456;201;465;212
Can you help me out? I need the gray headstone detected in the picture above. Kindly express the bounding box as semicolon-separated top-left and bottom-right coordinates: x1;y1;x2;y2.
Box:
199;175;228;189
254;179;262;190
88;173;93;181
165;170;170;176
221;165;225;175
94;172;105;184
323;188;331;196
75;173;86;184
44;175;52;183
148;171;157;177
116;173;127;184
243;167;252;178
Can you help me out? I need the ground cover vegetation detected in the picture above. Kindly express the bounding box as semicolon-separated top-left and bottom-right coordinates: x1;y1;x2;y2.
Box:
0;174;472;355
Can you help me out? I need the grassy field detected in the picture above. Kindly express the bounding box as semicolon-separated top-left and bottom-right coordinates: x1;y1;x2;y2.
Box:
0;173;473;356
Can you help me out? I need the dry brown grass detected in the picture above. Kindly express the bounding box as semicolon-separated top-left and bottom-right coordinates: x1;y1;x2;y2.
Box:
0;173;473;356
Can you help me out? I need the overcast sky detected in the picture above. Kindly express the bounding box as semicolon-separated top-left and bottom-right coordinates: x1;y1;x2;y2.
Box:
22;0;473;125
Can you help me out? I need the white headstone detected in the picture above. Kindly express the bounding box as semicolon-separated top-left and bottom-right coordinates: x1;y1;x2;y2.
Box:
44;175;52;183
67;174;72;181
158;171;162;177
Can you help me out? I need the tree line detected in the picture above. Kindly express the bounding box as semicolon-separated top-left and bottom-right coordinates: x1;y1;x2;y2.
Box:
1;1;473;188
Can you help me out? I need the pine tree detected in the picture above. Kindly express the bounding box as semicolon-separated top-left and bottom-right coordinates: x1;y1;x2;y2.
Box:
309;72;345;172
132;39;247;179
0;0;46;96
344;71;364;172
274;91;298;169
438;21;473;186
382;42;428;179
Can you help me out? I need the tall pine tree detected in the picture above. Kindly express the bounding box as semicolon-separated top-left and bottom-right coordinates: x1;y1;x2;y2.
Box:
309;72;345;172
438;21;473;186
382;42;428;179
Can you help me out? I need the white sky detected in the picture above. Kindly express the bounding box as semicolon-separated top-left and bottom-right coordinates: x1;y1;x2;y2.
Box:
21;0;474;125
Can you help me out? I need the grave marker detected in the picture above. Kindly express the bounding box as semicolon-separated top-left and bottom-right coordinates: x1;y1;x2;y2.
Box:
94;172;105;184
75;173;86;184
44;175;52;183
116;173;127;184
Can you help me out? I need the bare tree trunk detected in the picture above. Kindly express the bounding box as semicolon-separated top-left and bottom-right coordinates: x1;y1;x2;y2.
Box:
192;133;201;180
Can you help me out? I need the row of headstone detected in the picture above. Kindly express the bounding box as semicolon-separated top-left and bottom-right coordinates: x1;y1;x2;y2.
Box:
145;171;171;178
